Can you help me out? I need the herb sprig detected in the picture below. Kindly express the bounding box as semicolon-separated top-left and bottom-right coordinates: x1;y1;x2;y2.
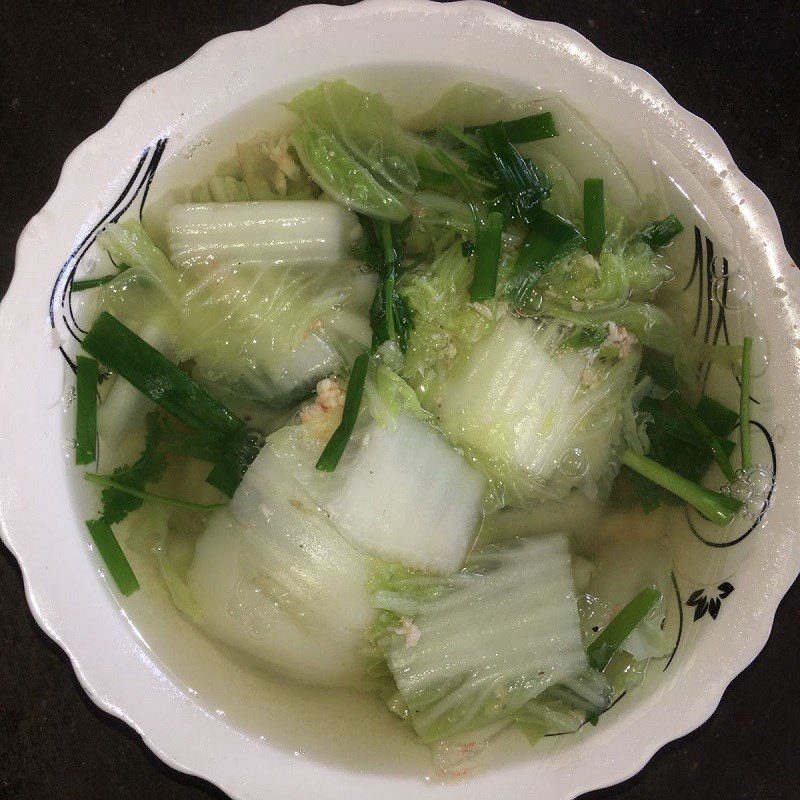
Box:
366;219;414;354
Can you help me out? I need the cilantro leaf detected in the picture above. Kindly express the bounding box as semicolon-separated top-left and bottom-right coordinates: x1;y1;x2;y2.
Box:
100;412;167;524
620;351;740;513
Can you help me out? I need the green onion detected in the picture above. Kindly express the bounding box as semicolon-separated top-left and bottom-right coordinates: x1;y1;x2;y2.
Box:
587;587;662;672
368;221;413;355
383;271;398;341
500;112;558;143
583;178;605;256
205;465;239;499
673;395;736;481
82;312;244;435
85;473;228;512
203;427;265;498
478;123;550;217
72;261;130;292
316;352;370;472
468;112;558;144
75;355;99;465
85;519;140;596
639;214;684;248
376;219;397;267
740;336;753;470
508;208;582;306
621;449;742;525
418;167;457;192
470;211;504;302
432;147;484;199
72;275;116;292
444;124;487;155
376;220;399;343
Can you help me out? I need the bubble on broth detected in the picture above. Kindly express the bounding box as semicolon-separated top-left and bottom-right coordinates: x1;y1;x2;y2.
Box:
719;465;773;520
713;271;752;310
557;447;588;478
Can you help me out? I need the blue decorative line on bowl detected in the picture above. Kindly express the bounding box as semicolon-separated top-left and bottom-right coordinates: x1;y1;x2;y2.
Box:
686;582;734;621
681;227;775;624
663;572;684;670
48;137;169;371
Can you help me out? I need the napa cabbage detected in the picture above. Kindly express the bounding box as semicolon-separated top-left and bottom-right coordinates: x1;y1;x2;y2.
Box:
165;201;363;272
188;451;374;687
515;212;678;353
96;220;376;406
370;535;604;742
263;404;486;574
288;79;419;194
398;244;504;397
433;315;646;506
288;80;419;221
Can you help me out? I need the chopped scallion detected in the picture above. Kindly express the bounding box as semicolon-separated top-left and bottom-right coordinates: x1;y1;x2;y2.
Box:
478;123;551;218
508;208;582;306
204;428;265;498
583;178;605;256
432;147;483;200
621;449;742;525
639;397;735;458
72;275;116;292
82;312;244;435
469;112;558;144
85;473;228;512
376;219;397;267
639;214;684;248
444;124;487;155
71;261;130;292
85;519;140;596
316;352;370;472
384;270;398;341
418;167;457;192
740;336;753;470
587;587;662;672
75;355;99;465
368;222;413;354
696;394;739;438
470;211;504;302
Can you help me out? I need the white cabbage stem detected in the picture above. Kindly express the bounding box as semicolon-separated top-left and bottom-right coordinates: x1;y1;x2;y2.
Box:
165;201;362;272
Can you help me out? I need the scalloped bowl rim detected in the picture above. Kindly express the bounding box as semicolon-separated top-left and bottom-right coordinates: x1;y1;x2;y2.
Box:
2;2;799;798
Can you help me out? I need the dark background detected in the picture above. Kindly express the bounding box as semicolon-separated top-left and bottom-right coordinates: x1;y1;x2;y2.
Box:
1;1;798;798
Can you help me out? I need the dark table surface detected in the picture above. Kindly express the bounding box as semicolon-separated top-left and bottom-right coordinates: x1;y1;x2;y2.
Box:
1;1;799;798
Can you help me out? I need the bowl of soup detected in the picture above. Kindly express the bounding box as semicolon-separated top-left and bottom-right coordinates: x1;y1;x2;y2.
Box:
1;2;798;798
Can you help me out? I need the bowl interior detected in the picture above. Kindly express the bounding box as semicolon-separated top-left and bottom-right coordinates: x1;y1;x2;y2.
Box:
52;59;778;780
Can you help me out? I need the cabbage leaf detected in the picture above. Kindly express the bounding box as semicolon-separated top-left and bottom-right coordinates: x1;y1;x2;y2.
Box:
289;80;419;194
371;535;592;742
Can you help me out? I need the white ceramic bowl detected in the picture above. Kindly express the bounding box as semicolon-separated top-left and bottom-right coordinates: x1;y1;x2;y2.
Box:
2;1;799;798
